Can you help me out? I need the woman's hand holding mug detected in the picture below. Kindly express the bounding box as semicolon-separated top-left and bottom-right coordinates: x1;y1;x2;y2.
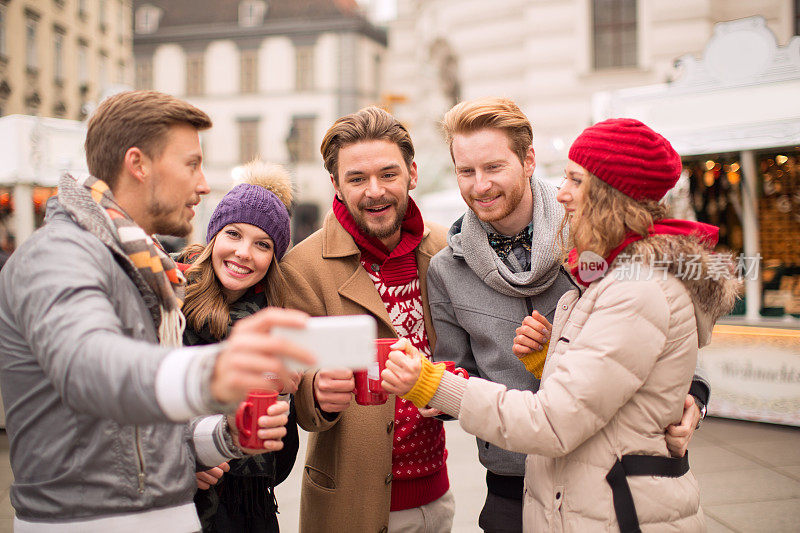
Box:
228;399;291;455
381;338;423;396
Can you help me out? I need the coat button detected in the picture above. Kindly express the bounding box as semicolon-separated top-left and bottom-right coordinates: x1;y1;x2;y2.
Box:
386;421;394;434
562;304;568;310
556;492;561;499
385;473;393;485
371;263;381;272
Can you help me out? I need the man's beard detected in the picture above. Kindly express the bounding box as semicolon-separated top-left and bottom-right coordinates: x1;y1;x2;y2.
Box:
347;195;409;240
469;175;526;223
146;197;192;237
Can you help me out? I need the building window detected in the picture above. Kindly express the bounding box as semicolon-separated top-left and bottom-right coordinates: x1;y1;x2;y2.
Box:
99;52;108;90
240;49;258;93
292;203;320;244
287;116;316;163
0;3;7;58
373;53;382;95
592;0;637;70
54;28;65;85
78;0;87;19
117;0;125;43
796;0;800;36
116;60;125;84
53;100;67;117
99;0;107;32
135;56;153;89
25;91;41;115
238;119;260;164
26;13;39;72
239;0;266;27
186;53;204;96
77;40;89;86
135;5;161;34
295;45;314;91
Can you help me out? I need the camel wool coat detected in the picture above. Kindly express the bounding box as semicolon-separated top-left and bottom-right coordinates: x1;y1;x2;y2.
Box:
280;210;447;533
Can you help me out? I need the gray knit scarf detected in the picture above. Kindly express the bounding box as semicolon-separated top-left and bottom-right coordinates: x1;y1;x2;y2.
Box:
459;176;566;297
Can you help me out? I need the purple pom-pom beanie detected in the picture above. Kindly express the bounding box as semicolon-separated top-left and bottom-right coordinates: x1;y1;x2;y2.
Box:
206;183;291;260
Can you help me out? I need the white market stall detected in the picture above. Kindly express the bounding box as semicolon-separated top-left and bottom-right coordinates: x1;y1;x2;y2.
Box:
0;114;88;248
594;16;800;426
0;115;87;428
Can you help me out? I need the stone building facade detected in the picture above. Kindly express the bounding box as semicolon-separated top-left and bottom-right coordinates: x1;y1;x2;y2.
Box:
386;0;796;192
0;0;133;119
133;0;387;241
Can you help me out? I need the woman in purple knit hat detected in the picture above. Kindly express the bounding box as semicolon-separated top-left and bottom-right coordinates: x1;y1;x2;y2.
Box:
176;160;298;533
382;118;739;532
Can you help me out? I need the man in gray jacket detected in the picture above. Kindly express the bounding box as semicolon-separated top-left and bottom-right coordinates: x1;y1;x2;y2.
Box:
428;97;710;532
0;90;312;532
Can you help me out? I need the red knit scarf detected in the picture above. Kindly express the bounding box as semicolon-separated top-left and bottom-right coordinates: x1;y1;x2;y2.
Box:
332;196;423;285
569;219;720;286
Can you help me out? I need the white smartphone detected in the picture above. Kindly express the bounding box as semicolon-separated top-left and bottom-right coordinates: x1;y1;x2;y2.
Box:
272;315;377;370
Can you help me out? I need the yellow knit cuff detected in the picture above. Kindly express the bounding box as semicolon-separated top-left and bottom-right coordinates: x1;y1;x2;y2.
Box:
401;358;446;408
518;341;549;379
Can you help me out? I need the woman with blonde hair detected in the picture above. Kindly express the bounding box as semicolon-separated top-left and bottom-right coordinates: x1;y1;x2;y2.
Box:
382;118;738;532
176;160;298;533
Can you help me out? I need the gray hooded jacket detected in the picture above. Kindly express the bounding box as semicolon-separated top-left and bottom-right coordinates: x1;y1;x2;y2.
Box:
428;178;576;476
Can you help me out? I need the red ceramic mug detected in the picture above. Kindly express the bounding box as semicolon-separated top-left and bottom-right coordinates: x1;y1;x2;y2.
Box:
235;389;278;449
439;361;469;379
353;338;395;406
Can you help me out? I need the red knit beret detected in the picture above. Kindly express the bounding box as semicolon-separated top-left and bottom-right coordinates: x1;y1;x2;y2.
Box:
568;118;682;202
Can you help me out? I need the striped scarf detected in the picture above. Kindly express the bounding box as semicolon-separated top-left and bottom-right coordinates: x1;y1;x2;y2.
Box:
73;174;186;346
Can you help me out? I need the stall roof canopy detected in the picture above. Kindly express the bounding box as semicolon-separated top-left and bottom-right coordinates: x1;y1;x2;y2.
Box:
0;115;88;187
594;16;800;156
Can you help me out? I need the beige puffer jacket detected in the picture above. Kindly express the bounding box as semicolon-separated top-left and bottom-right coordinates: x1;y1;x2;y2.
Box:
448;235;738;532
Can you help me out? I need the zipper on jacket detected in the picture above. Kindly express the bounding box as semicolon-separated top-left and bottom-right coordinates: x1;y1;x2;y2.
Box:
134;425;146;494
561;265;583;296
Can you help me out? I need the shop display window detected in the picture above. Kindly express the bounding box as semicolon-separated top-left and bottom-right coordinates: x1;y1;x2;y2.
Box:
684;155;746;315
759;149;800;317
32;186;57;229
684;149;800;319
0;187;12;254
0;186;57;254
684;155;744;255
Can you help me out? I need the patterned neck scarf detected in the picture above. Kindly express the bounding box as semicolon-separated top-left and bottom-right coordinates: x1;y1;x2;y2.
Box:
487;225;532;261
79;174;186;346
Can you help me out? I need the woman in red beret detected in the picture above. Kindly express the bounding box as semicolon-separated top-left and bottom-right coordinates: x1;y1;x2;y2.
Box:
381;118;739;532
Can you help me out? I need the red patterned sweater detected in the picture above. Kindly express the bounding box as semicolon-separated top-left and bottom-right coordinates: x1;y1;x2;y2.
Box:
333;197;448;511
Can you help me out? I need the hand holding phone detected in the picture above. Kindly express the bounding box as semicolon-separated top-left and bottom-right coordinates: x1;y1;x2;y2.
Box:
271;315;377;370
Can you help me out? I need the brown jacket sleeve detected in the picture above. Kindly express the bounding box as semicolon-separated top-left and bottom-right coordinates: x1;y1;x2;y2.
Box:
280;259;342;432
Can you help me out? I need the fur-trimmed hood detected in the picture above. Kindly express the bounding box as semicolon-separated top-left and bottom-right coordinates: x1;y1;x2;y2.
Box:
613;234;740;347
